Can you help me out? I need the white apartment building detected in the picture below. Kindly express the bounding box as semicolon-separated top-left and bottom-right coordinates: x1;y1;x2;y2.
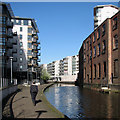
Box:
94;5;118;29
47;55;79;77
47;60;59;77
72;55;79;75
59;56;72;76
11;17;40;82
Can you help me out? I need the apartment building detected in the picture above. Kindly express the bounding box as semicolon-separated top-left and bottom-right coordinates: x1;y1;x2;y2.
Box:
47;55;79;77
78;11;120;89
94;5;118;29
0;2;15;87
47;60;59;77
11;17;40;82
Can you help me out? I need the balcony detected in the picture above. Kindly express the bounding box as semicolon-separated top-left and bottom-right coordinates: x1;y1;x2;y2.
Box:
13;57;17;62
32;49;38;53
13;32;17;36
37;59;41;62
34;35;38;40
6;49;13;57
12;48;17;53
7;32;13;38
32;39;37;43
33;43;38;46
37;47;41;50
12;39;17;44
33;57;37;60
6;41;13;48
32;32;37;36
28;61;32;66
6;21;13;28
94;16;98;22
32;54;37;58
37;53;41;56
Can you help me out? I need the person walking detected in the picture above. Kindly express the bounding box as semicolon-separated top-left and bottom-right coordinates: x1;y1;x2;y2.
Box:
30;81;38;106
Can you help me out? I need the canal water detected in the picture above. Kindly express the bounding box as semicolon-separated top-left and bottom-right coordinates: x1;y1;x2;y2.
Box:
44;83;120;119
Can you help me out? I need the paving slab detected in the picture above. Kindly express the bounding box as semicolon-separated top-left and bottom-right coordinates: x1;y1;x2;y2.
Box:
2;83;70;120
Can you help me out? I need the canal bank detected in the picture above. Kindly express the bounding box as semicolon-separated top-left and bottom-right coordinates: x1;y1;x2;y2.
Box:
83;83;120;94
2;83;70;119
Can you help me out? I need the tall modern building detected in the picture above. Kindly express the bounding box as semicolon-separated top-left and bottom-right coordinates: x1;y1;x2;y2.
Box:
119;1;120;10
0;2;15;86
11;17;40;82
94;5;118;29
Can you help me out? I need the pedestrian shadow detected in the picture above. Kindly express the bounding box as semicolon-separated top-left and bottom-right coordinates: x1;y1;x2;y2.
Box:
35;110;47;118
35;99;42;105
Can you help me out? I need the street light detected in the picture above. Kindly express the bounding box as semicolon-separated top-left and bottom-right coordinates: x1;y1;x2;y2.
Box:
27;68;29;84
9;56;13;84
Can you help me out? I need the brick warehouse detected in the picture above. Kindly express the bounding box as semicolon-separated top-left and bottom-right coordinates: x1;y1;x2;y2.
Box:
77;11;120;90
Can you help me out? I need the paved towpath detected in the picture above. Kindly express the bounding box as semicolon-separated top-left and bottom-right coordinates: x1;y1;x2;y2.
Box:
2;83;70;120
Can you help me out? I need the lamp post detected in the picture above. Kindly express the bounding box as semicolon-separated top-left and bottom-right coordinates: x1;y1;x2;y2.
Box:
9;57;13;84
27;68;29;84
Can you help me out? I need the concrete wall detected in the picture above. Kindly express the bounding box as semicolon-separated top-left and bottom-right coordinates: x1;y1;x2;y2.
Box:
0;85;18;119
59;75;77;82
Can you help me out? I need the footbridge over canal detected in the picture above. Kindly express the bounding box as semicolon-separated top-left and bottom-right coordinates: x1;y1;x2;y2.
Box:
49;75;77;83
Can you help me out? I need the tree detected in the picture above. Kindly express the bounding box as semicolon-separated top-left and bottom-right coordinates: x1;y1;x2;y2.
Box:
40;69;50;83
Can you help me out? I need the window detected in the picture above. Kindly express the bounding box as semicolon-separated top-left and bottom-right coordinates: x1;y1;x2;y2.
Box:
94;64;96;79
97;43;100;56
27;50;32;56
102;40;106;54
20;65;23;70
97;28;100;39
20;49;23;55
103;61;106;77
28;35;32;41
84;42;86;50
23;20;28;25
113;35;118;50
20;57;23;62
0;27;6;34
114;59;118;77
98;63;101;78
20;34;22;39
90;38;92;49
28;43;32;48
113;17;117;30
16;20;21;25
90;50;92;60
20;27;22;32
84;53;86;61
93;46;96;58
84;68;86;79
2;16;6;24
87;41;89;51
102;24;105;36
28;28;32;33
20;42;23;47
93;32;96;42
87;54;89;63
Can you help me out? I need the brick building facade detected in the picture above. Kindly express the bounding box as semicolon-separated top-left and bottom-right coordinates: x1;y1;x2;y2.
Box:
77;11;120;89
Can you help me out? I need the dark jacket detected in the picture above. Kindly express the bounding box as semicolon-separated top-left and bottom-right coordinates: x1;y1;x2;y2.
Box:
30;84;38;93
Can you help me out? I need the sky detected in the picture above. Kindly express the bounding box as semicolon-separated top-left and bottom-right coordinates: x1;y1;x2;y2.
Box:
10;2;118;64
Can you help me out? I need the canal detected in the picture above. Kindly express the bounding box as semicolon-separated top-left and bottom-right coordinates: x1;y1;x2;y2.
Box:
44;83;120;119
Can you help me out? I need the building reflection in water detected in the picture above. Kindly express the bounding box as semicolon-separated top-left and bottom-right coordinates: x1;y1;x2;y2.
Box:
44;84;120;119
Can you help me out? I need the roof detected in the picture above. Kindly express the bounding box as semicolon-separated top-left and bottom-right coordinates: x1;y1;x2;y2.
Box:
12;16;39;33
94;4;118;10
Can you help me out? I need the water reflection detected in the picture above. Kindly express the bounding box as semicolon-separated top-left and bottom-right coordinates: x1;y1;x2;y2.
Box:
44;84;120;119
